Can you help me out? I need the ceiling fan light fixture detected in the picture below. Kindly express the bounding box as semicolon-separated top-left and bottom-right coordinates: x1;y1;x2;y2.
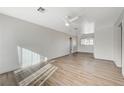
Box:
65;22;70;26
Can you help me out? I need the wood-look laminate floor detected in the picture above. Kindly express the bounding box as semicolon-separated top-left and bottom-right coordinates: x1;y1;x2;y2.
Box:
0;72;17;86
0;53;124;86
45;53;124;86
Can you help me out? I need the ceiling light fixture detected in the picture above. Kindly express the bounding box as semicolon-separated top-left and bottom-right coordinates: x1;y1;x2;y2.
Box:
65;22;70;26
37;7;46;13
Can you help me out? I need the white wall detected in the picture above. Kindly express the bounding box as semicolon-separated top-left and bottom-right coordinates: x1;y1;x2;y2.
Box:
95;9;124;76
0;20;19;74
0;14;76;74
94;25;114;61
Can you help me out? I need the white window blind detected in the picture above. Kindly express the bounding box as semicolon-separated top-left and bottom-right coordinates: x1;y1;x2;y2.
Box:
17;46;47;68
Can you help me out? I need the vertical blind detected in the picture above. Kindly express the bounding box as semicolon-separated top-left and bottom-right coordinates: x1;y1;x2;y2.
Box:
17;46;47;68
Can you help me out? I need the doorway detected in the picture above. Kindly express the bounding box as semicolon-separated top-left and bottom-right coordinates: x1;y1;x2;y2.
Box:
69;37;72;54
119;22;122;67
114;22;123;68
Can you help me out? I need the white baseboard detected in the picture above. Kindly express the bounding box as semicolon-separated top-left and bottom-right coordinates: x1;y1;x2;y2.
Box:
113;61;122;68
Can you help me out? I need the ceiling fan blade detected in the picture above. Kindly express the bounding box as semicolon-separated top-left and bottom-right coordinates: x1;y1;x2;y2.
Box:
69;16;80;22
63;18;70;26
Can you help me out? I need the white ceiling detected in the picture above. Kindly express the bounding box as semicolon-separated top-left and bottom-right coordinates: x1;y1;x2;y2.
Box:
0;7;123;35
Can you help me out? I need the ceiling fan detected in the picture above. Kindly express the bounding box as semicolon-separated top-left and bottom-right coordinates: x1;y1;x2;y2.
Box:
63;16;80;27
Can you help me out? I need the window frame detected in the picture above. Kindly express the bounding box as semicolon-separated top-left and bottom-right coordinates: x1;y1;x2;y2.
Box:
80;38;94;46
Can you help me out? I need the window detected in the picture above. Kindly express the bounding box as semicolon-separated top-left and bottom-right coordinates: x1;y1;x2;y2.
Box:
81;38;94;46
17;46;47;68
